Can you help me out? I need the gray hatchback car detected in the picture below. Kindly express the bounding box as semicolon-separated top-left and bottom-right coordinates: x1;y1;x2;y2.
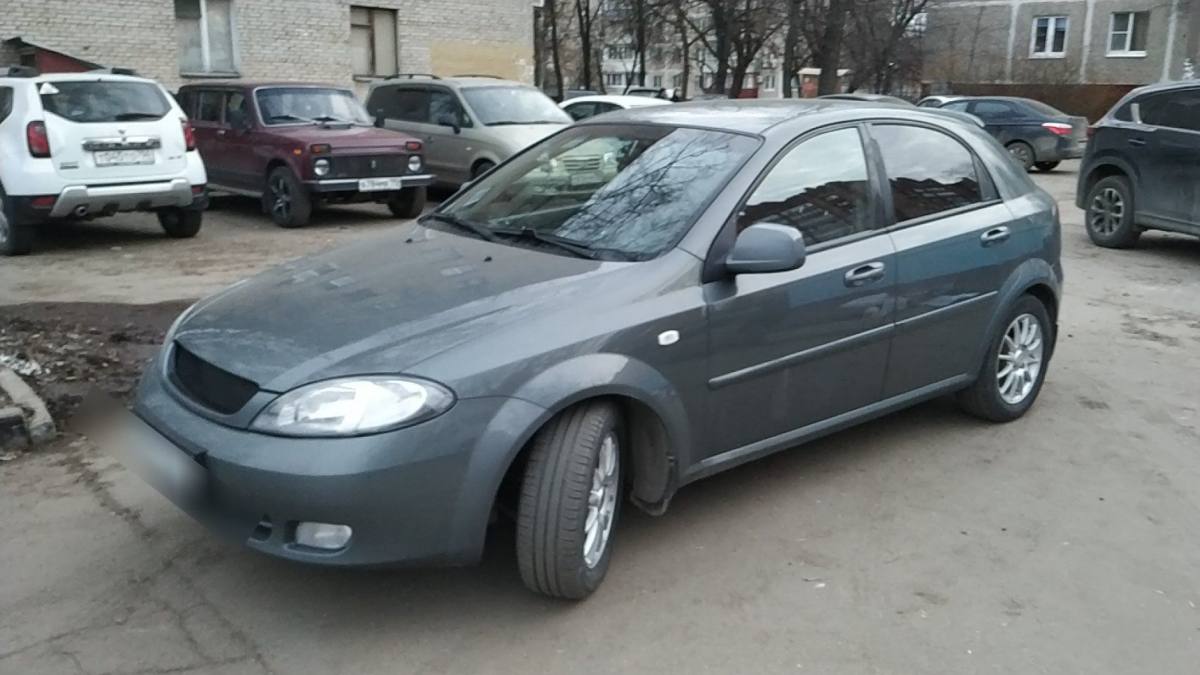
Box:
129;101;1062;599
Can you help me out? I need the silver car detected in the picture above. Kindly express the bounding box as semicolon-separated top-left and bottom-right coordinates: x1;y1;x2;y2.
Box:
366;75;570;187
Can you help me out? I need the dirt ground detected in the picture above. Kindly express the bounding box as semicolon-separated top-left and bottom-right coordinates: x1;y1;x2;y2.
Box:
2;163;1200;674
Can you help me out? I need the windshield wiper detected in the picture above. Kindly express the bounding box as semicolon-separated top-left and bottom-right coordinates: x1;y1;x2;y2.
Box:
491;227;601;260
419;213;497;242
311;115;352;125
114;111;163;120
266;114;309;123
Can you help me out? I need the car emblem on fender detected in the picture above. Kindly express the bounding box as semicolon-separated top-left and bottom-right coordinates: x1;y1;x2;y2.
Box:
370;159;378;170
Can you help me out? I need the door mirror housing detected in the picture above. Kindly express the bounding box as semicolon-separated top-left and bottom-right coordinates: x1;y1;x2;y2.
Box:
725;223;806;275
436;111;461;134
373;108;386;128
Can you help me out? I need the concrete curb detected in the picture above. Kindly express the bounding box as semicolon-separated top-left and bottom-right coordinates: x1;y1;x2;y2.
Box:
0;368;56;448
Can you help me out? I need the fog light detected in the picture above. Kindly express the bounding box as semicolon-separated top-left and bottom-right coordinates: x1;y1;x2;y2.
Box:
407;155;422;173
313;158;331;177
294;522;352;550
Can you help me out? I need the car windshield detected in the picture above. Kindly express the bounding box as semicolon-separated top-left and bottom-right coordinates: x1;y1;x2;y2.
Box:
256;87;371;125
39;80;170;123
1021;99;1066;117
461;86;571;125
432;124;758;261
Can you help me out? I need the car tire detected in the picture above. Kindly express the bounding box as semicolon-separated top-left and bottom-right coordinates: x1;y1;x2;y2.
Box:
1084;175;1140;249
264;167;312;228
1034;161;1060;172
1006;141;1035;172
956;295;1053;423
471;160;495;181
387;186;426;219
157;208;202;238
0;184;34;256
517;400;623;600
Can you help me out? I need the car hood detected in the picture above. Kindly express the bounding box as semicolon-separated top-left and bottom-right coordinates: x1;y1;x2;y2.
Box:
274;123;416;150
490;123;567;153
172;226;622;392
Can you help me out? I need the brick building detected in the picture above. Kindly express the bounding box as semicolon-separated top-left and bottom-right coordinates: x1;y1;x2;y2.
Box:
0;0;536;93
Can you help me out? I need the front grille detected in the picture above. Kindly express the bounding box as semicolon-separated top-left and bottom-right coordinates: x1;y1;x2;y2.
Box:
172;344;259;415
562;156;602;172
327;154;410;179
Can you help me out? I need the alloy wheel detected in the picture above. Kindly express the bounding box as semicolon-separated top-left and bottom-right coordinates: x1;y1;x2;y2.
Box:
1008;143;1033;168
583;432;619;569
1089;187;1124;236
270;176;292;221
996;313;1044;405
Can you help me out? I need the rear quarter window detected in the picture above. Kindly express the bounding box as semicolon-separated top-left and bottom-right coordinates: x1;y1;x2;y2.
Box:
0;87;12;122
40;80;170;123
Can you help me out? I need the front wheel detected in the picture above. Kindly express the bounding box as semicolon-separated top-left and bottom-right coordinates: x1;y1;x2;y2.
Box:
0;185;34;256
1085;175;1140;249
1034;161;1060;172
517;400;622;600
957;296;1053;422
387;186;426;219
263;167;312;228
157;208;202;238
1006;141;1035;172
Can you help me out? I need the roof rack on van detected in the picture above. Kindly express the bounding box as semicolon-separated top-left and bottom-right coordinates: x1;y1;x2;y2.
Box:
4;66;39;78
89;66;139;76
453;74;501;79
385;73;440;80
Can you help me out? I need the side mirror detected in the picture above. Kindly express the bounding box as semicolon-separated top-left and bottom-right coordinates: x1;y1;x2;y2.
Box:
725;223;806;275
1130;102;1143;124
437;112;461;134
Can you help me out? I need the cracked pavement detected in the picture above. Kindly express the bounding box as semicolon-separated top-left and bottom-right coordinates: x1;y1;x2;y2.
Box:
2;166;1199;673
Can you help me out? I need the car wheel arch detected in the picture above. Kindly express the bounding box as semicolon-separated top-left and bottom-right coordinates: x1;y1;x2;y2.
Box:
1082;159;1137;205
969;260;1061;378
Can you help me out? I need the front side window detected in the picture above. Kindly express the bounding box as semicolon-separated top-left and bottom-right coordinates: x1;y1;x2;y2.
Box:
1139;90;1200;133
0;87;13;123
942;100;970;112
738;127;874;246
255;87;372;125
195;90;224;123
429;88;468;127
873;124;984;223
1031;16;1068;57
1108;11;1149;56
460;86;570;126
176;0;237;75
436;125;758;261
350;6;398;77
40;81;171;124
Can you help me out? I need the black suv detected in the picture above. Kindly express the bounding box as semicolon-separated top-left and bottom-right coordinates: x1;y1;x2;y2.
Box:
1078;82;1200;248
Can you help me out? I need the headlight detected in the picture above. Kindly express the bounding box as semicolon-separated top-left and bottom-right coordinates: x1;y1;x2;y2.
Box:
407;155;422;172
250;377;454;437
314;158;331;177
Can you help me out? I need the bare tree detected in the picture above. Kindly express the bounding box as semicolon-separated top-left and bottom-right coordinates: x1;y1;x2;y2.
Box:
844;0;929;94
573;0;602;90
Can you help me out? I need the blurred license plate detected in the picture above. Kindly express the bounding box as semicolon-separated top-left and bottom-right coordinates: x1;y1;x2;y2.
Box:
94;149;155;166
359;177;403;191
569;172;602;187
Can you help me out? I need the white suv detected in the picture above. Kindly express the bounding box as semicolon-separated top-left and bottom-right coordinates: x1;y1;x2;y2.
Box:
0;67;208;255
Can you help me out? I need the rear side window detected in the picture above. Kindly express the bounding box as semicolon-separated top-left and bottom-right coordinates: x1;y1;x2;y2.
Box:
873;124;984;223
0;87;12;122
40;80;170;123
195;91;224;123
738;127;875;246
972;100;1020;120
370;86;430;123
1139;89;1200;132
1021;99;1067;117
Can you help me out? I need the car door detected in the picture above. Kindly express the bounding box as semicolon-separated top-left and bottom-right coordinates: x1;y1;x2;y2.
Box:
426;86;475;184
219;90;261;191
1134;88;1200;226
869;122;1017;397
189;89;232;186
703;125;896;459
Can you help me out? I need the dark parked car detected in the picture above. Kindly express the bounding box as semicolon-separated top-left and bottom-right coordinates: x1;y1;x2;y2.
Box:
176;82;433;227
819;92;985;128
936;96;1088;172
1077;81;1200;248
126;100;1061;599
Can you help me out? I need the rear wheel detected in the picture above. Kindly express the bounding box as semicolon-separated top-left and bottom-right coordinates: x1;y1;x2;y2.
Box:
264;167;312;228
1034;161;1060;172
957;295;1053;422
1006;141;1035;171
517;400;622;600
157;208;202;238
0;184;34;256
1085;175;1140;249
387;186;427;219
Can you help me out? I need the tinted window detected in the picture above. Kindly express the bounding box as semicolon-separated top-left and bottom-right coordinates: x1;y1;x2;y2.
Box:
439;125;758;261
1140;89;1200;132
972;100;1019;120
564;101;596;120
226;92;248;127
1113;102;1133;122
429;88;466;126
387;87;430;122
942;100;970;113
873;124;984;222
176;90;196;117
195;91;224;123
460;86;570;125
40;80;170;123
0;87;12;122
739;127;873;246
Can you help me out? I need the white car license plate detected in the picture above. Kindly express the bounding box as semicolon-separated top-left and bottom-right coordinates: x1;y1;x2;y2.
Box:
94;149;155;166
358;177;403;192
569;172;603;187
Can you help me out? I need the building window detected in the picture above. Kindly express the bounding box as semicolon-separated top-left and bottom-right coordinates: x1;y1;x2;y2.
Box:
1031;16;1068;58
176;0;237;75
652;75;662;87
604;72;625;86
761;73;776;90
672;73;683;88
607;44;633;60
1108;11;1149;57
351;7;398;77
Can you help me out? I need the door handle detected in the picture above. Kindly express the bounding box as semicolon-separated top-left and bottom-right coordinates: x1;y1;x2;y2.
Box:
1128;137;1147;147
980;226;1011;246
844;262;886;287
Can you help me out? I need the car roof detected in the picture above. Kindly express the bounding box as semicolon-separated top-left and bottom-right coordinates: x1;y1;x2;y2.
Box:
14;72;159;85
563;95;671;108
1121;79;1200;97
369;76;532;90
179;81;350;90
576;98;968;136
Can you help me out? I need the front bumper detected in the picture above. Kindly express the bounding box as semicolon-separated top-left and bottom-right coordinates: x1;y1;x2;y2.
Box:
48;178;197;218
127;365;544;567
306;174;435;194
